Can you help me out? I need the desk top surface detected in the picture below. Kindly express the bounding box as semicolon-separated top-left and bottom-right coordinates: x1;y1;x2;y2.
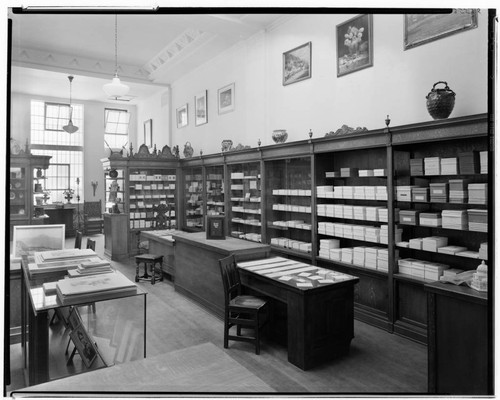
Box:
238;256;359;291
172;231;270;253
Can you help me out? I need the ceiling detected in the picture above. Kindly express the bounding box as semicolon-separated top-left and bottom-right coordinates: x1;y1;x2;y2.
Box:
9;11;290;104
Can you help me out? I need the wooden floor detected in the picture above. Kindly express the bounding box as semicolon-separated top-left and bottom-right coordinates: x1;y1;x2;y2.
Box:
7;234;428;395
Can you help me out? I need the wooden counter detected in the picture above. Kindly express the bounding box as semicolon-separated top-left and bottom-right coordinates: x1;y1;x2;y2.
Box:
139;230;178;278
425;281;491;395
172;232;270;318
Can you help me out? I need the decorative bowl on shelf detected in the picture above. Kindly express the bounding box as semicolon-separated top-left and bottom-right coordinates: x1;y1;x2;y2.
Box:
272;129;288;144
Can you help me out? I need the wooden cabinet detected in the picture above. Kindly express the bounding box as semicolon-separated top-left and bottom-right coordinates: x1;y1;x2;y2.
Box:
9;152;51;238
425;281;491;395
104;213;129;261
101;145;179;256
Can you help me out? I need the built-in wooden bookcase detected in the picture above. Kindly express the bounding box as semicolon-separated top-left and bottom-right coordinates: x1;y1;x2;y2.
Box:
182;166;204;231
264;156;313;259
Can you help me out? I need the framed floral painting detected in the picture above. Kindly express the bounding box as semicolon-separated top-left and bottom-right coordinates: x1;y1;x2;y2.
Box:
336;14;373;77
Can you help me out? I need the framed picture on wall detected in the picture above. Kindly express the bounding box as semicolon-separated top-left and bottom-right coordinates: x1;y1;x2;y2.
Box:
218;83;235;114
404;11;478;50
283;41;311;86
176;104;188;128
336;14;373;77
143;119;152;147
195;90;208;126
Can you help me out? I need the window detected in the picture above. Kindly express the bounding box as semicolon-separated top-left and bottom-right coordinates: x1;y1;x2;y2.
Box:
31;100;84;203
104;108;130;149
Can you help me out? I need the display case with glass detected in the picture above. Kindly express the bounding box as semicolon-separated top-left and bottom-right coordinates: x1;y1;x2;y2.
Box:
205;165;225;216
228;161;262;242
265;156;312;256
104;167;125;214
183;166;204;231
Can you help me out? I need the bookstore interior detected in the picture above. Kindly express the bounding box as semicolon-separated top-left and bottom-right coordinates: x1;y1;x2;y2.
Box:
4;8;495;397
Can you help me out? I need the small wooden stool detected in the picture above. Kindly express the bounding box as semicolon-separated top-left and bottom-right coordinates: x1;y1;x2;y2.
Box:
135;254;164;284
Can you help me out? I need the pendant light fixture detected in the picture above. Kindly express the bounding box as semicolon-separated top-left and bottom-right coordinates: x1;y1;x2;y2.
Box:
103;14;129;99
62;75;79;134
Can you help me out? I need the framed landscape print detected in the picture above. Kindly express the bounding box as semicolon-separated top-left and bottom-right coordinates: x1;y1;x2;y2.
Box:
12;224;65;259
283;41;311;86
195;90;208;126
218;83;235;114
337;14;373;77
404;11;478;50
176;104;188;128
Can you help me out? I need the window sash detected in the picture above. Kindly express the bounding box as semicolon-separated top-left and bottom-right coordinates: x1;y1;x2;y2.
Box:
44;102;70;131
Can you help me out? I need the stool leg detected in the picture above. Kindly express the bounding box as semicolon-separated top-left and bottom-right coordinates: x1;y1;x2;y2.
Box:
151;262;155;285
158;261;164;281
135;261;140;282
143;262;149;279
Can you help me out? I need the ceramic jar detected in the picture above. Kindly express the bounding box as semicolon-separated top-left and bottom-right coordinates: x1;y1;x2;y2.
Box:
272;129;288;144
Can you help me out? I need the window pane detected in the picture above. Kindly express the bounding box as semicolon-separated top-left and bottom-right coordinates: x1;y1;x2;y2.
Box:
104;108;129;148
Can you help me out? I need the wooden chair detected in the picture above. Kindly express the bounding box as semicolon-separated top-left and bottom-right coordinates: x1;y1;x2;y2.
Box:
83;200;104;235
74;230;83;249
86;238;96;251
218;254;269;355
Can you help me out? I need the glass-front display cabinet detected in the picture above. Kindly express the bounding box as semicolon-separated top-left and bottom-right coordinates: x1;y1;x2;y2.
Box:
10;152;51;237
183;166;204;231
228;161;262;242
265;156;312;256
205;165;225;217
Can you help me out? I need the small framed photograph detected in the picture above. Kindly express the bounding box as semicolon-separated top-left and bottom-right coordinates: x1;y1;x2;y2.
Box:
206;215;225;240
404;11;478;50
195;90;208;126
143;119;152;147
337;14;373;77
12;224;65;260
218;83;235;115
70;323;98;368
176;104;188;129
283;41;312;86
68;306;83;330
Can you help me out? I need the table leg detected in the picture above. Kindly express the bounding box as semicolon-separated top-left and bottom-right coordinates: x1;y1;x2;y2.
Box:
28;309;50;385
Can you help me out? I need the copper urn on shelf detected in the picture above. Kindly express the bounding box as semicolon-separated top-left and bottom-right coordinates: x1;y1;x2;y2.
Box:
426;81;456;120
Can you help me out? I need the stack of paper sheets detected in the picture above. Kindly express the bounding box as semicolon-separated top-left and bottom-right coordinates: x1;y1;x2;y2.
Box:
458;151;479;174
442;210;468;230
468;183;488;205
422;236;448;252
410;158;424;176
480;151;488;174
467;209;488;232
437;245;468;255
440;157;458;175
424;157;441;175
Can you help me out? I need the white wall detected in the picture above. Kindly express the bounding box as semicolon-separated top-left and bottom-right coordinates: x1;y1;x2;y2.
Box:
10;92;137;201
136;88;171;151
169;12;489;155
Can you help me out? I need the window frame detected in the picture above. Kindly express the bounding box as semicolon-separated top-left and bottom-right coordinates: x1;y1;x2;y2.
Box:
44;102;71;132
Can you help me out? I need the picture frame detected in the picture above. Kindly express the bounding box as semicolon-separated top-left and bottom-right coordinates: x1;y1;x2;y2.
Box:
404;11;478;50
195;90;208;126
336;14;373;77
176;104;188;128
143;119;152;147
217;83;235;115
283;41;312;86
68;306;83;330
206;215;225;240
70;323;98;368
12;224;65;260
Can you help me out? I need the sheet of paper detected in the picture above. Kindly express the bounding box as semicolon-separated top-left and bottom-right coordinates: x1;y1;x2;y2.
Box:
296;282;313;288
298;272;311;277
278;275;293;281
319;279;335;284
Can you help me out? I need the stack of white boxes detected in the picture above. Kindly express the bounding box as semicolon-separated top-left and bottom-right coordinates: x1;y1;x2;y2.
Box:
318;239;340;259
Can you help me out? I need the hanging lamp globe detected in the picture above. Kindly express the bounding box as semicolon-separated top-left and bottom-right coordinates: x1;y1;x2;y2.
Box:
103;15;130;99
63;75;79;134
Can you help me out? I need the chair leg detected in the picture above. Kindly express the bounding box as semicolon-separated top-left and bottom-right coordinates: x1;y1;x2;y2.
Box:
135;261;140;282
255;313;260;355
151;262;155;285
223;313;229;349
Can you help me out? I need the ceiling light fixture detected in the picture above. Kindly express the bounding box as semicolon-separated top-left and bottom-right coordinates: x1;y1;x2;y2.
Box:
62;75;78;134
103;14;130;99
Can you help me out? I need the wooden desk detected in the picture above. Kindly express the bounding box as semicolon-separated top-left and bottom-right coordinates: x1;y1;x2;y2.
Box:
20;256;147;386
238;257;359;370
172;232;270;318
425;281;491;395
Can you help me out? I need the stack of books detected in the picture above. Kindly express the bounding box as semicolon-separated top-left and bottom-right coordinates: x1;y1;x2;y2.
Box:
468;183;488;205
480;151;488;174
373;168;386;177
353;225;366;241
340;248;353;264
365;206;381;221
56;271;137;305
358;169;374;177
422;236;448;252
377;248;389;272
353;186;366;200
364;186;375;200
365;247;379;270
440;157;458;175
420;213;442;227
353;206;366;220
467;209;488;232
442;210;468;230
318;239;340;259
410;158;424;176
353;247;366;267
68;260;113;278
340;168;358;177
375;186;387;200
437;245;468;255
424;262;450;281
479;242;488;260
449;179;468;203
325;171;339;178
458;151;479;174
424;157;441;175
